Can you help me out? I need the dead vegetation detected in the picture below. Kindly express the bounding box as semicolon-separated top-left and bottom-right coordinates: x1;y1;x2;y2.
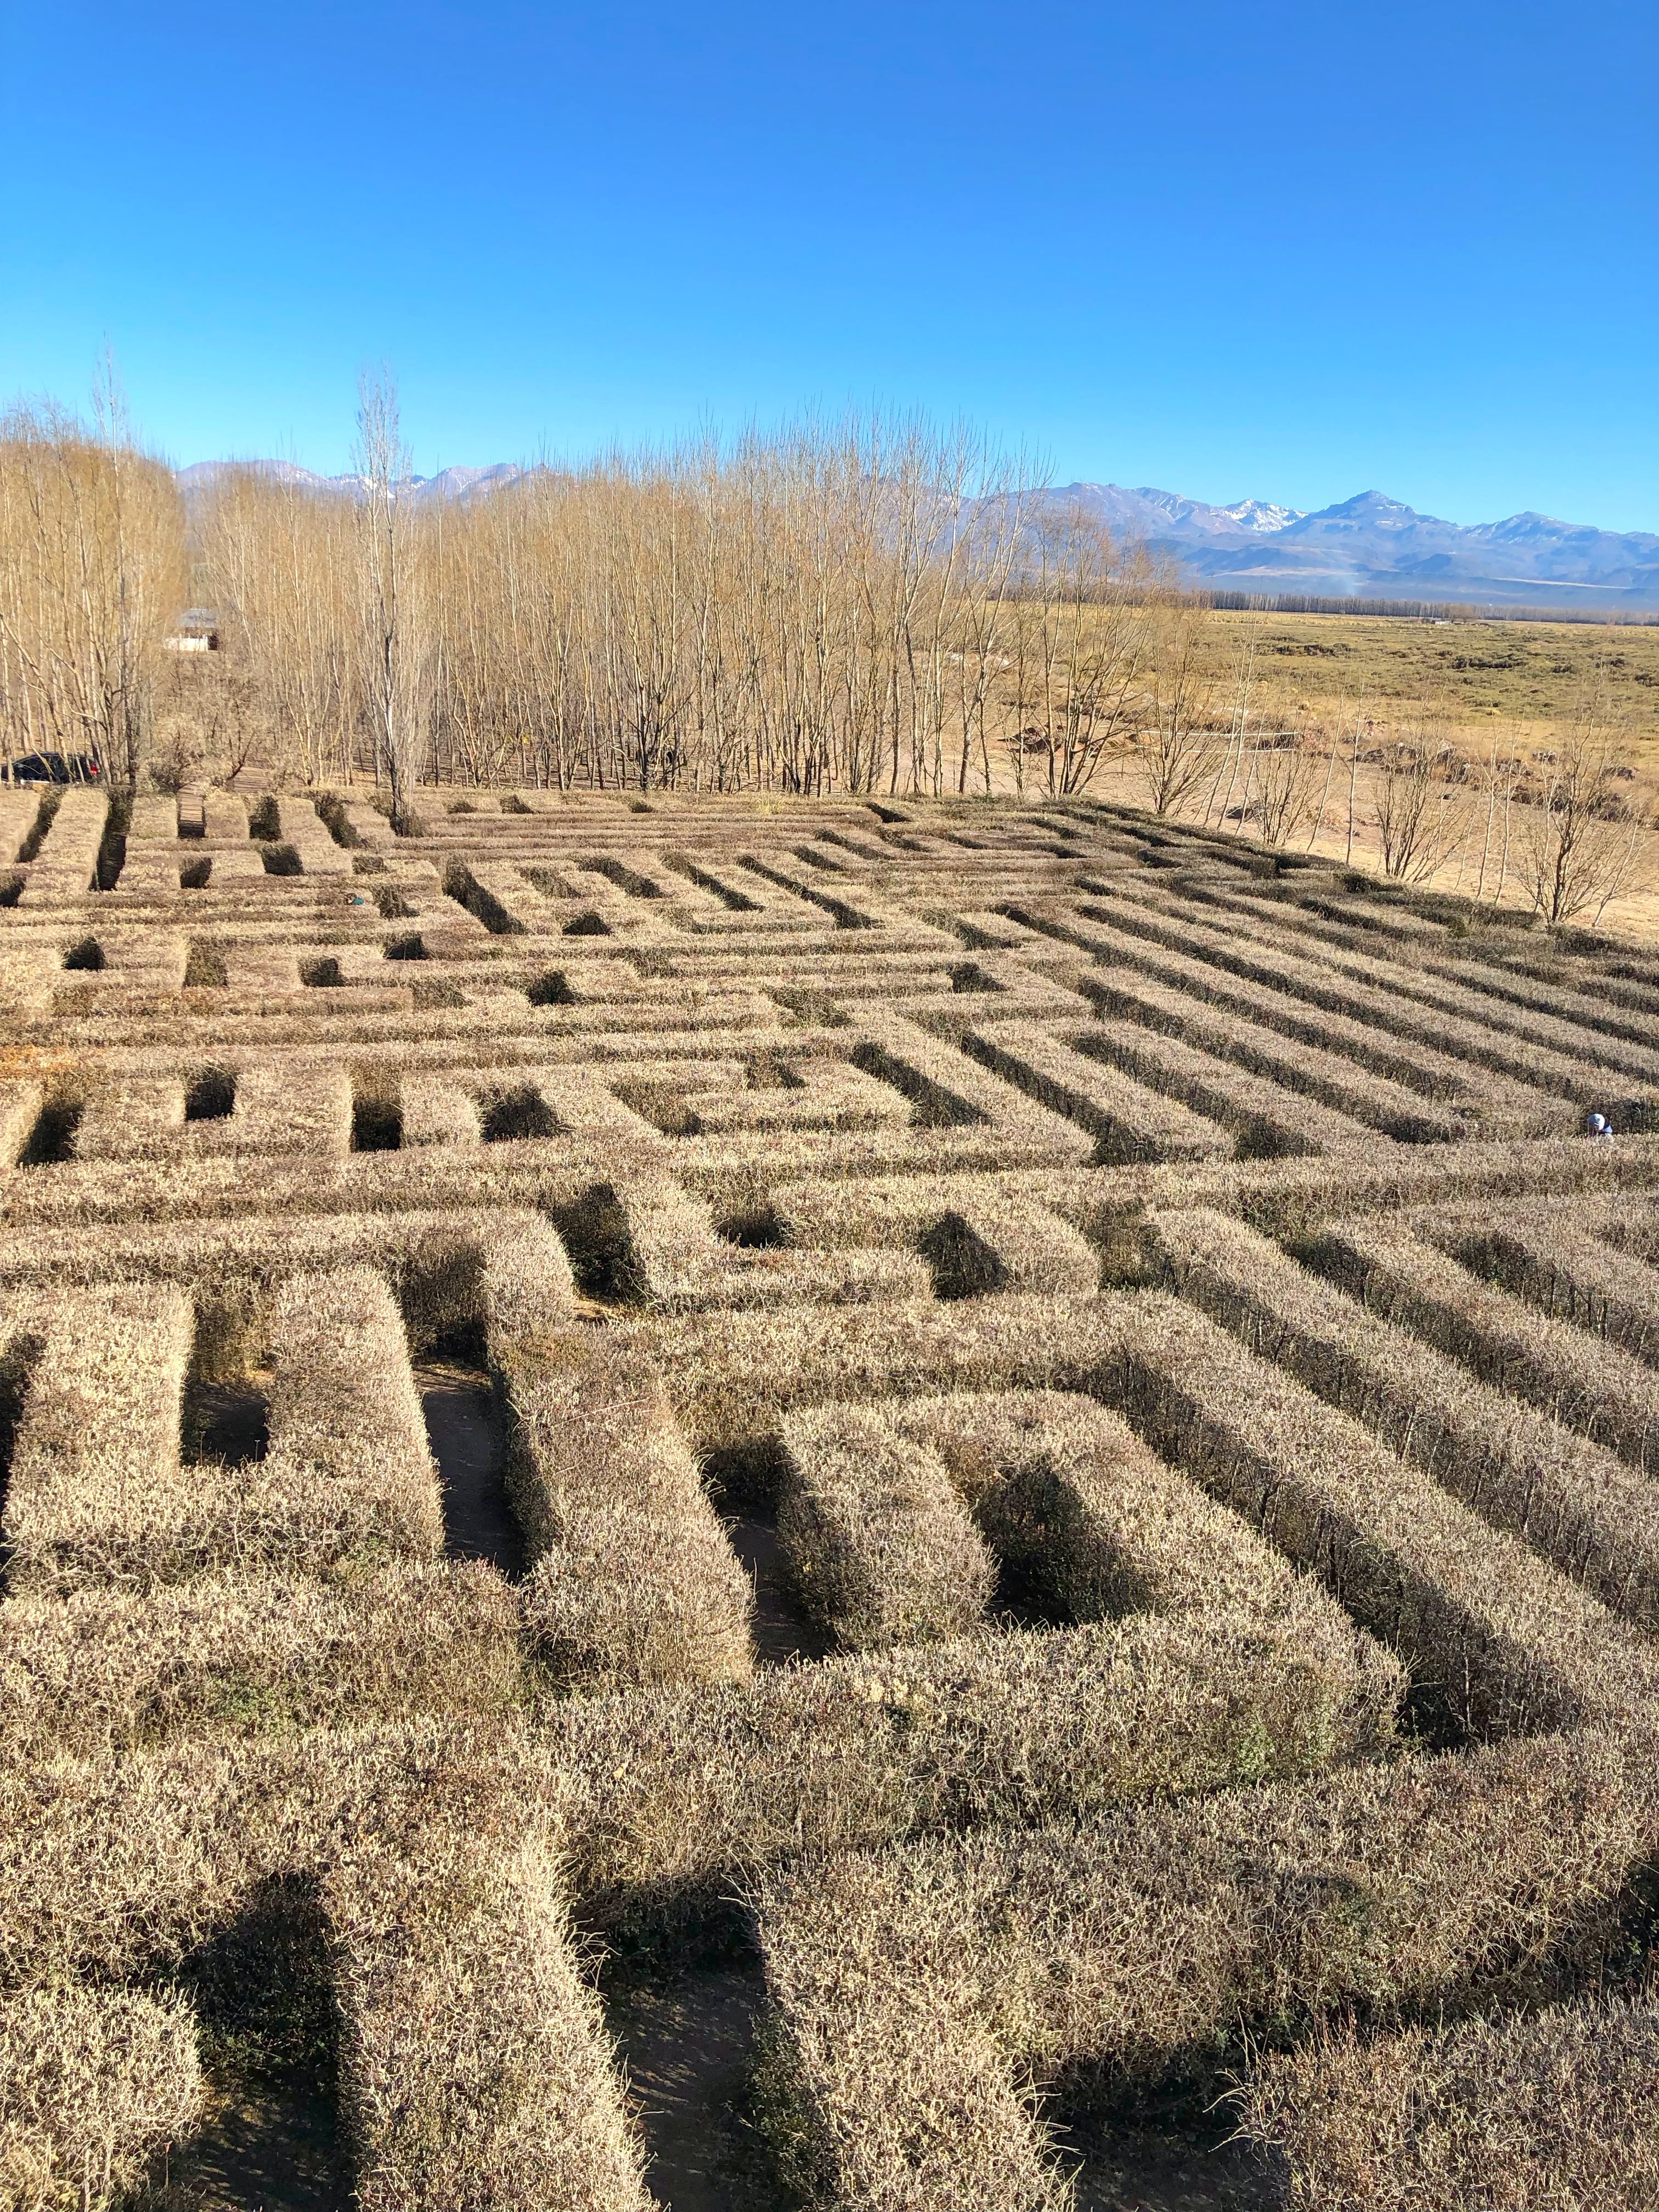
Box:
1244;1996;1659;2210
0;787;1657;2208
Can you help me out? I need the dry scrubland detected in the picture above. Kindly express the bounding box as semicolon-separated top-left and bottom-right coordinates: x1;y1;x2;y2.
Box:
1201;609;1659;752
3;781;1659;2210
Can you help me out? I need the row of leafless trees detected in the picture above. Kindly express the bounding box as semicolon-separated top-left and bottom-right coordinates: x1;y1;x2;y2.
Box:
0;380;1649;922
1133;640;1651;926
199;380;1231;812
0;381;188;783
0;377;1222;811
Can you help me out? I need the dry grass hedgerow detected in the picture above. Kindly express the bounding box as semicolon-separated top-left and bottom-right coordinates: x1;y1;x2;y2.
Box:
0;1983;204;2212
5;1268;442;1594
1017;899;1576;1134
72;1060;354;1161
5;789;1659;2203
770;1173;1101;1295
555;1592;1398;1933
1312;1216;1659;1471
1435;1197;1659;1361
1242;1997;1659;2211
776;1402;998;1649
0;1563;525;1757
0;1727;665;2206
1214;888;1659;1103
554;1386;1399;1923
1106;1291;1659;1737
501;1322;753;1690
2;1283;195;1595
1148;1205;1659;1629
953;1017;1234;1166
620;1291;1107;1468
753;1726;1659;2212
1072;1013;1391;1158
326;1805;652;2212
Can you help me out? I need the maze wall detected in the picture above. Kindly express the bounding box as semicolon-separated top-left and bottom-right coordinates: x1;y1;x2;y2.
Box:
3;782;1659;2209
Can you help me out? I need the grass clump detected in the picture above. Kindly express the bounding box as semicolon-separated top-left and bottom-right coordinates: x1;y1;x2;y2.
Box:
1243;1997;1659;2211
0;1984;204;2211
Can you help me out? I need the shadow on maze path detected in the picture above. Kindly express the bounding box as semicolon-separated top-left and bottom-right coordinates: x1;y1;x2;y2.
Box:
416;1363;526;1577
161;2086;349;2212
1062;2124;1273;2212
182;1378;272;1468
152;1878;350;2211
607;1948;1275;2212
723;1511;830;1668
606;1956;775;2212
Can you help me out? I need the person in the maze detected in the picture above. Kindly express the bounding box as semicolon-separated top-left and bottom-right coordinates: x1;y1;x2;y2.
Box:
1585;1111;1615;1141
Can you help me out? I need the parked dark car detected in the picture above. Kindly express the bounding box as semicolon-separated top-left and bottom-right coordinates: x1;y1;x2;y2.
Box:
1;752;103;785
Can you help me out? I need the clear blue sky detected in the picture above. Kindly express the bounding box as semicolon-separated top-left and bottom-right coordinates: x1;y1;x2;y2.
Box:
2;1;1654;528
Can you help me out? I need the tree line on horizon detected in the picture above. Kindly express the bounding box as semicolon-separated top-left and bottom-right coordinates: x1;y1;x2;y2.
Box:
0;377;1649;926
0;377;1239;808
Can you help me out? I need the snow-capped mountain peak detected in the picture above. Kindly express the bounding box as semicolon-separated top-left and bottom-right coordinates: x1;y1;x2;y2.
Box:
1216;500;1304;533
174;462;1659;610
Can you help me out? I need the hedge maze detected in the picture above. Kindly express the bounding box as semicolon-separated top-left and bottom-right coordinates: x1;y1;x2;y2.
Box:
2;783;1658;2209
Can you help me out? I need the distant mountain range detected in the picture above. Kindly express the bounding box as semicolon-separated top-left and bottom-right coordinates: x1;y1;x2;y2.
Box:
1042;486;1659;611
176;459;526;505
178;462;1659;612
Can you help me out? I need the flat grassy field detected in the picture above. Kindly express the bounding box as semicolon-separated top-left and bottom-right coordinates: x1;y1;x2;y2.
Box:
1204;609;1659;751
2;785;1658;2212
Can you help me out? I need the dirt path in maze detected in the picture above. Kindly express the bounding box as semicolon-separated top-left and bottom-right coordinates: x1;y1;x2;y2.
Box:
1065;2126;1273;2211
415;1362;525;1577
163;2086;348;2210
723;1510;829;1668
606;1957;775;2212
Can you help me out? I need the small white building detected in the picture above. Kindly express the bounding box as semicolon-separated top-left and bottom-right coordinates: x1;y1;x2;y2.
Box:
164;608;219;652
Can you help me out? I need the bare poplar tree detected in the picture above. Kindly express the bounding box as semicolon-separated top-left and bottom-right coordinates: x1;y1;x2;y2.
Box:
1137;597;1224;817
199;467;357;786
1203;620;1262;828
1246;693;1323;847
1370;703;1470;882
1302;691;1348;853
1518;680;1650;927
0;388;185;783
354;370;432;827
1472;723;1522;904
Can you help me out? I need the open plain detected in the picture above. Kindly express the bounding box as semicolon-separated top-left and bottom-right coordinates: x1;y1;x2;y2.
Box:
2;782;1659;2210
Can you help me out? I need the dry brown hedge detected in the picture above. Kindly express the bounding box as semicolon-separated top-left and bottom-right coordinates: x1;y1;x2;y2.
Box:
1314;1217;1659;1472
2;1283;194;1596
1015;898;1570;1135
549;1383;1398;1918
1437;1198;1659;1362
327;1805;652;2212
0;1983;204;2212
1077;964;1468;1142
502;1322;753;1690
777;1402;998;1649
1244;1997;1659;2211
1107;1290;1659;1737
1149;1205;1659;1629
754;1726;1659;2211
0;1563;524;1756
